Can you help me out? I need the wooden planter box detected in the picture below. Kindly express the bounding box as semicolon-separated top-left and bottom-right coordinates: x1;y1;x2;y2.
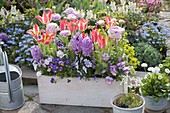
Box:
37;75;121;107
37;72;146;107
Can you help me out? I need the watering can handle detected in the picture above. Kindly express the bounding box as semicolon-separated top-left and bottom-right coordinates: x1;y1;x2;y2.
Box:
3;52;13;102
0;45;3;65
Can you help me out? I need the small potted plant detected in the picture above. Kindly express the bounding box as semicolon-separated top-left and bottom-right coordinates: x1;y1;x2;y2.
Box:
110;75;145;113
140;66;170;112
160;57;170;81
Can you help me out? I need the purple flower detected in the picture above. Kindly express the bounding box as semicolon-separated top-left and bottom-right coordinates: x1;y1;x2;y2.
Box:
122;67;130;73
4;8;8;15
8;0;11;4
59;30;71;37
58;61;64;66
94;76;97;82
110;65;117;76
64;7;75;15
67;79;71;83
0;32;8;42
51;64;58;73
50;78;55;83
117;62;125;69
107;26;125;39
102;69;107;73
118;56;122;62
73;11;80;18
67;14;77;20
71;32;83;55
105;76;114;85
58;67;63;71
82;37;94;56
84;59;92;67
102;53;110;61
46;23;59;33
30;45;43;61
65;58;70;66
52;13;61;21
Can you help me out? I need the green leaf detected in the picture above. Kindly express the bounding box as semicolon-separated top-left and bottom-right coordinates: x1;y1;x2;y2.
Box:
35;2;42;10
55;1;66;13
45;0;53;8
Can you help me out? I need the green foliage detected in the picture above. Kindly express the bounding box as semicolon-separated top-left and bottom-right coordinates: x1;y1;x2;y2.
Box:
116;93;143;108
160;57;170;76
141;73;170;102
134;43;162;67
71;0;91;11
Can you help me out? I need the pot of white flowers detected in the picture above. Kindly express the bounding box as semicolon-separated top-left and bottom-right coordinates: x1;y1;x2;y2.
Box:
140;65;170;112
110;74;145;113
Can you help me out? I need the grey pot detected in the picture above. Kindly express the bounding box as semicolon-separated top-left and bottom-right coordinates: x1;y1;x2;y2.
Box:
110;94;145;113
144;96;168;111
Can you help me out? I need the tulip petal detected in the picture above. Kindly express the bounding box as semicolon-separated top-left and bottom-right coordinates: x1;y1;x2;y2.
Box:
26;29;34;36
35;16;43;23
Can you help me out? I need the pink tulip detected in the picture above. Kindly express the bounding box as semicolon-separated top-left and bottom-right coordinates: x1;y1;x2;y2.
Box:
90;29;99;42
38;31;55;45
26;24;40;40
67;20;78;32
77;18;88;31
60;20;68;31
97;34;106;48
35;9;52;24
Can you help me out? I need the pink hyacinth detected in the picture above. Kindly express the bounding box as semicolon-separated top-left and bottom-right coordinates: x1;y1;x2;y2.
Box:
107;26;125;39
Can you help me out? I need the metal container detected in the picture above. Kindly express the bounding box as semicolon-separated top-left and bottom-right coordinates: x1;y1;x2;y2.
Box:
110;94;145;113
0;45;25;110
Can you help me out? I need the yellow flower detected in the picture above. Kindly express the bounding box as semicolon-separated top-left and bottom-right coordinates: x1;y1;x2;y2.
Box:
130;57;140;68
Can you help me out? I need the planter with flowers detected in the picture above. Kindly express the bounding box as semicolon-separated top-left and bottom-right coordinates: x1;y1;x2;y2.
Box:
140;66;170;112
27;7;139;107
110;75;145;113
110;93;145;113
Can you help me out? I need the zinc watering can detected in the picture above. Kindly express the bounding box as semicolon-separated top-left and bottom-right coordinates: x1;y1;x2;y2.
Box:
0;41;25;110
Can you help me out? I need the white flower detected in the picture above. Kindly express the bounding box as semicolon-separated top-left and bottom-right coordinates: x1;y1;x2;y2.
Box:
97;20;105;25
52;6;56;9
111;18;117;23
76;10;85;18
32;61;38;71
57;50;65;58
86;10;93;20
118;19;125;24
75;61;79;69
45;59;50;65
148;67;153;72
154;67;160;73
166;83;170;87
82;66;87;73
36;71;42;77
47;68;51;72
158;75;162;80
159;64;163;68
47;56;53;62
165;68;170;74
141;63;148;68
11;5;17;15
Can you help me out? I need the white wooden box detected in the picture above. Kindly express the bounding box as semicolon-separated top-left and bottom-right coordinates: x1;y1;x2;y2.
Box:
37;75;121;107
37;72;146;107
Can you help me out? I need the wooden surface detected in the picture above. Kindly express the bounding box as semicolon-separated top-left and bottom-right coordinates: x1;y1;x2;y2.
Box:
37;75;122;107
